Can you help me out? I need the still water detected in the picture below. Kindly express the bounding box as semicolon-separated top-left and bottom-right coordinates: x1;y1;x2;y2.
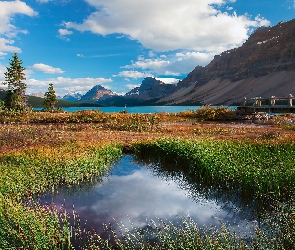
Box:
40;155;257;237
54;106;237;113
61;106;202;113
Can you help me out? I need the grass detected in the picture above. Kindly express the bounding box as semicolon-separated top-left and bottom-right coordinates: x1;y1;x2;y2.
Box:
0;108;295;249
0;141;123;249
133;138;295;201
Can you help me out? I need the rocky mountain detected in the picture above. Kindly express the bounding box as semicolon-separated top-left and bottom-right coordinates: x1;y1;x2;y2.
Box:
79;85;117;102
61;92;83;102
58;85;116;103
96;77;176;106
125;77;176;100
158;18;295;105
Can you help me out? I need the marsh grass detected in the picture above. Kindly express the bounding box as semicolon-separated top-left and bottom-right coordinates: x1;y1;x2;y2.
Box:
0;141;123;248
133;139;295;201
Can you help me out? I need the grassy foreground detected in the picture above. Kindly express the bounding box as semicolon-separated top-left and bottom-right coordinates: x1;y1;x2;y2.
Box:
0;108;295;249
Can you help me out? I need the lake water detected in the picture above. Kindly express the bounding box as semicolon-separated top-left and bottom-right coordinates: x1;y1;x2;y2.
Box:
39;155;257;240
61;106;201;113
54;106;237;113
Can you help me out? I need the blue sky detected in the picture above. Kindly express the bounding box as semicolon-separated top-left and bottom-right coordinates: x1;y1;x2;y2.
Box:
0;0;294;97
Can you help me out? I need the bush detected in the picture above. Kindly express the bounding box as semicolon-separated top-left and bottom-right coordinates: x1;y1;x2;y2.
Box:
195;106;236;121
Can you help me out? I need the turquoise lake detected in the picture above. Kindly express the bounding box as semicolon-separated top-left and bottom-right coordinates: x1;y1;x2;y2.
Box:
52;105;237;113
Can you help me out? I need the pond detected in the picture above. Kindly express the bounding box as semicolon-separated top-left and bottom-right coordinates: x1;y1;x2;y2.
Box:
39;155;259;241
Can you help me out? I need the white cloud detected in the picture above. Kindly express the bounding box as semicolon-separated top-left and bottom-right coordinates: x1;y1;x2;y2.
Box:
125;83;141;90
58;28;73;41
0;1;37;56
26;77;112;96
0;38;21;57
31;63;65;74
122;51;215;76
156;78;180;84
115;70;154;79
58;29;73;36
64;0;270;52
0;63;6;82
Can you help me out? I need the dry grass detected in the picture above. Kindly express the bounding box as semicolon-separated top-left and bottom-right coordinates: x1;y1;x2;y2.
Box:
1;116;295;153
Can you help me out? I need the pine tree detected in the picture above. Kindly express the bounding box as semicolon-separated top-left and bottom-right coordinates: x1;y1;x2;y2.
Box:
2;52;27;111
43;83;57;111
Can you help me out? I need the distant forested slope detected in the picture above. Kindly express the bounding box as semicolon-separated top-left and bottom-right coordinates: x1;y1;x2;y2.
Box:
0;90;102;108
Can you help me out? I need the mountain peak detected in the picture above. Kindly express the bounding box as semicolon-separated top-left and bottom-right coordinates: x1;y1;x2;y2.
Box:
80;85;116;102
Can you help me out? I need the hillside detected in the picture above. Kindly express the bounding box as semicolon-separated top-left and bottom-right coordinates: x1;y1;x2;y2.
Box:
158;19;295;105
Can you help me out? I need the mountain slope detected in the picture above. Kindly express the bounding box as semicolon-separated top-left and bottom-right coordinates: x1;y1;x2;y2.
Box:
159;19;295;105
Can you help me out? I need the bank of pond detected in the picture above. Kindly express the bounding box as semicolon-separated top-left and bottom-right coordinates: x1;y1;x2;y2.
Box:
0;139;294;249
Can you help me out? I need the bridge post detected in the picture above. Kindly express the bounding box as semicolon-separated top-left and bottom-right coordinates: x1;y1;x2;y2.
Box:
289;94;293;107
270;96;276;107
258;97;262;107
242;97;247;106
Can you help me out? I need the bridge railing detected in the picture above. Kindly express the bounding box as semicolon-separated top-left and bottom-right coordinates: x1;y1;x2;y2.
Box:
241;94;294;107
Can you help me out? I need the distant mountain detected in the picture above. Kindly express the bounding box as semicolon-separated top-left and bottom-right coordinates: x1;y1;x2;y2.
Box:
96;77;176;106
80;85;117;103
158;18;295;105
30;92;45;98
125;77;176;100
60;92;83;102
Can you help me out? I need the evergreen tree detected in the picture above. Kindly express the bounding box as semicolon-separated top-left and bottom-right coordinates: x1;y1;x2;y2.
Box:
2;52;27;111
43;83;57;111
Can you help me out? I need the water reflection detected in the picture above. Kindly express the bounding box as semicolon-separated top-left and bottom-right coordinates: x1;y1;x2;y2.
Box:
39;155;257;236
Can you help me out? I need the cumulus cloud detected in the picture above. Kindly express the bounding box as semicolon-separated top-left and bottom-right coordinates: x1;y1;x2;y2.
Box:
31;63;65;74
64;0;270;52
122;51;215;76
0;1;37;56
115;70;154;79
58;28;73;41
58;29;73;36
26;77;112;96
125;83;141;90
156;78;180;84
0;38;21;55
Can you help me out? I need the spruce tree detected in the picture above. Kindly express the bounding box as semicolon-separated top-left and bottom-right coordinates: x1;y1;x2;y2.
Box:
43;83;57;111
2;52;27;111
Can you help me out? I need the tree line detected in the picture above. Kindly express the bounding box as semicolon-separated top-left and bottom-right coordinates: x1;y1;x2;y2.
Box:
1;52;57;112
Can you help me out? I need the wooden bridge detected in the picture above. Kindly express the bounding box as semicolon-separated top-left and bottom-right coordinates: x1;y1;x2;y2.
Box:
236;94;295;114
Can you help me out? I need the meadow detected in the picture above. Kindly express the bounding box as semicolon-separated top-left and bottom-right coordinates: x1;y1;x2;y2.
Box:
0;106;294;249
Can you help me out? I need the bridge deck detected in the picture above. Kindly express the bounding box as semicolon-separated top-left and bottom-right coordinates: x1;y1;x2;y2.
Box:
237;106;295;114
